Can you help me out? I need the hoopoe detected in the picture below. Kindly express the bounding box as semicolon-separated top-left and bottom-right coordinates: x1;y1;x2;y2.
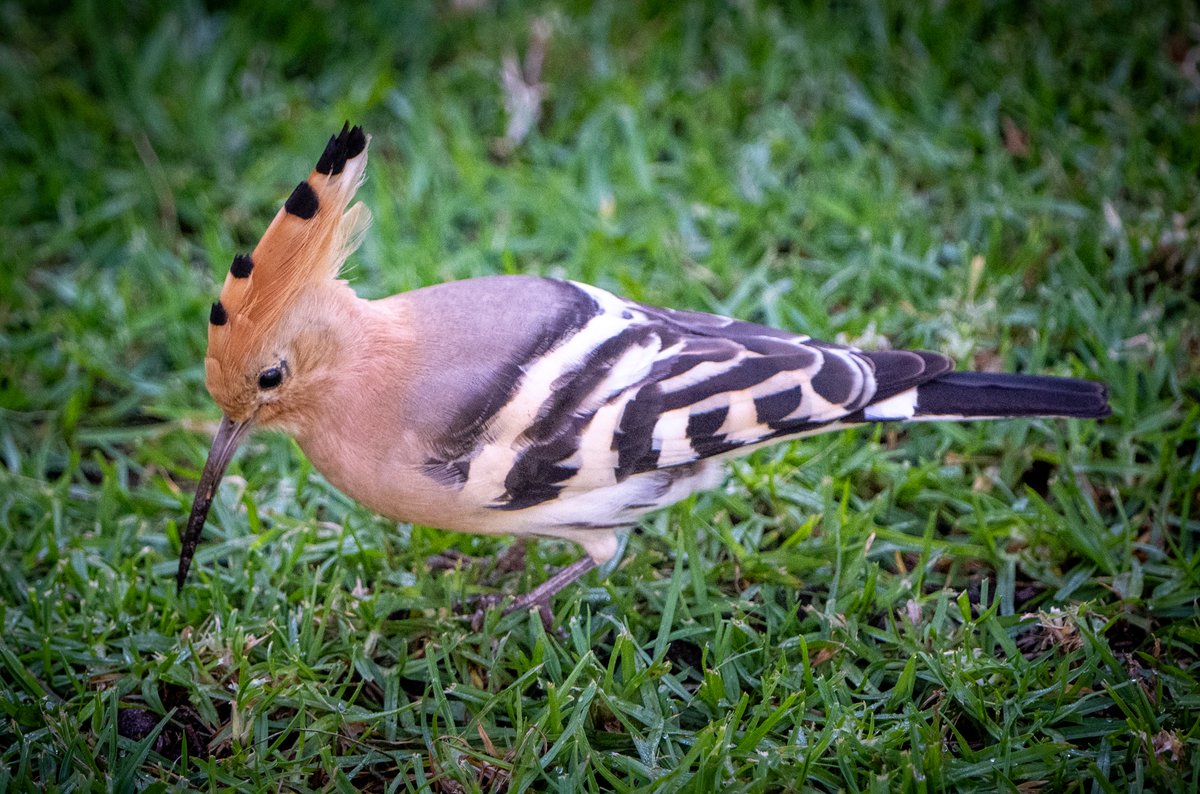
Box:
178;124;1110;617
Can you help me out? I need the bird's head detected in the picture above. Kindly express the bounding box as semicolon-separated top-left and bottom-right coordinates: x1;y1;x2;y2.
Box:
178;124;373;591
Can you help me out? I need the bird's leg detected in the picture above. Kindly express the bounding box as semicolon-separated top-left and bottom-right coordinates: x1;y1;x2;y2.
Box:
502;556;597;618
468;556;598;631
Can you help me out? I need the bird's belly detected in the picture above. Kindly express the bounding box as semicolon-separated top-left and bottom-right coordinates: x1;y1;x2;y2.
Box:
300;424;725;562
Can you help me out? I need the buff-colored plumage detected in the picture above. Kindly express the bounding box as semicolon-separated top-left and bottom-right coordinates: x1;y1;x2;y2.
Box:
178;125;1109;617
205;123;371;424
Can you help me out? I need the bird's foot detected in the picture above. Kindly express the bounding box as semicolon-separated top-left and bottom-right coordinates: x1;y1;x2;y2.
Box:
425;548;476;571
462;556;598;634
463;592;556;634
484;539;529;583
425;540;528;583
465;593;504;632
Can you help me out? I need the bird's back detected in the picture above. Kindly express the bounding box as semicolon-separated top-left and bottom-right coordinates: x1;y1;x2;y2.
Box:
347;274;1099;563
178;127;1109;596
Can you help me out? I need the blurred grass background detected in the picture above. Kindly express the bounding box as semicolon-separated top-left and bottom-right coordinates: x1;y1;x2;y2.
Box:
1;0;1198;789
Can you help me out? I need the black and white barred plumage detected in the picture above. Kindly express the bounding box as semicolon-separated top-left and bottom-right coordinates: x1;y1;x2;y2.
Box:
383;275;1108;565
180;129;1109;602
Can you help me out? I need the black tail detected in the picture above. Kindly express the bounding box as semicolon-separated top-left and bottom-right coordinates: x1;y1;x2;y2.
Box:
914;372;1110;419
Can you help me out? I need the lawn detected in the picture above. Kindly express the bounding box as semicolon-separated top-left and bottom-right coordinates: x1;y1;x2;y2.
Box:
2;0;1198;790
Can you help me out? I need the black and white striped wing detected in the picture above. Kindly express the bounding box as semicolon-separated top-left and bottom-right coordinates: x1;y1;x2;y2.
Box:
480;282;952;511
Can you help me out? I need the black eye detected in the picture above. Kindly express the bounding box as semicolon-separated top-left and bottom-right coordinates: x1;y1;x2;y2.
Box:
257;367;283;390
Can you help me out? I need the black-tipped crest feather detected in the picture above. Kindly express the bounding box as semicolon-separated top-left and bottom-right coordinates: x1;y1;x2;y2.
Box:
230;253;253;278
181;125;1110;602
315;122;367;176
284;181;319;219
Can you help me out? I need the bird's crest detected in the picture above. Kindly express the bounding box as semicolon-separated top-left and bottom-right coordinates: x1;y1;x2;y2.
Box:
207;123;372;349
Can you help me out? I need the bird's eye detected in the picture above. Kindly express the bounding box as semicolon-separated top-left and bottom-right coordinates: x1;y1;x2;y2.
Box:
257;367;284;390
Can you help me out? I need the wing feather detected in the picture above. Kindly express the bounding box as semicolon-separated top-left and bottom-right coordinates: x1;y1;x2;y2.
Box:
479;282;954;511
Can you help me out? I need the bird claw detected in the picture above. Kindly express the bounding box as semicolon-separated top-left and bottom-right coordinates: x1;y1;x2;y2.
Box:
460;591;560;635
426;549;475;571
484;539;528;584
426;541;528;582
458;556;596;634
463;593;504;631
460;594;555;634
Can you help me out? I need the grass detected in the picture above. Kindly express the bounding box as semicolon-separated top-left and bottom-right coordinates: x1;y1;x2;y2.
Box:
2;0;1198;790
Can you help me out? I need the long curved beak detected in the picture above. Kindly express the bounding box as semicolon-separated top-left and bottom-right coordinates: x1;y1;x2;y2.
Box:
176;415;254;592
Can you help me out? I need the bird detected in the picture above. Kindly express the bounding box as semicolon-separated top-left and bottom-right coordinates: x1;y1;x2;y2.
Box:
177;123;1110;619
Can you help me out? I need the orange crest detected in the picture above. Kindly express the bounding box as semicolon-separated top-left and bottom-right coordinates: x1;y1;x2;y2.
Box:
203;124;372;417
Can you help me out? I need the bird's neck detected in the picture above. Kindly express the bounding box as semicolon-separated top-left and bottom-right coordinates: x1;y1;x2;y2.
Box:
288;285;418;476
277;283;374;436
